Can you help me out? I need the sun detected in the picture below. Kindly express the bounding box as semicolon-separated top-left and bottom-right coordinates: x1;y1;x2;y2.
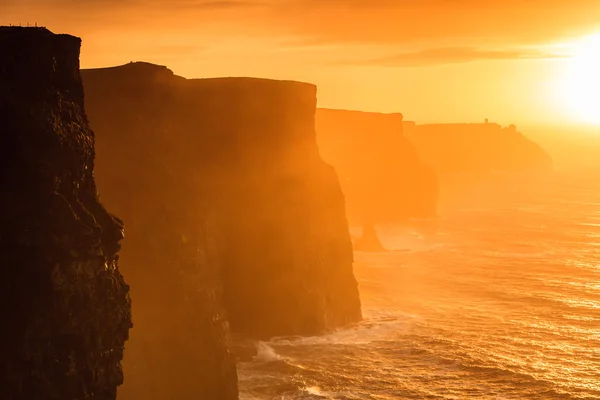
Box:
561;34;600;125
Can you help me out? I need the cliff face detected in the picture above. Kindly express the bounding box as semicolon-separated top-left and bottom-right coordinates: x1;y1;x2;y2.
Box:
0;27;131;399
316;108;438;224
403;122;554;174
82;63;239;399
177;79;362;338
82;62;360;392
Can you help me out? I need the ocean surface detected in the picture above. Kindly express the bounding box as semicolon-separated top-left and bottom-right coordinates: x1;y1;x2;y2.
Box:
238;169;600;399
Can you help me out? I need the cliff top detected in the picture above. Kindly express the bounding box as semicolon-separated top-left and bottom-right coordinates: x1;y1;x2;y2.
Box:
1;26;83;100
188;77;315;92
84;61;174;75
318;108;404;120
82;62;315;90
0;26;79;43
316;108;406;138
416;122;504;129
82;62;181;86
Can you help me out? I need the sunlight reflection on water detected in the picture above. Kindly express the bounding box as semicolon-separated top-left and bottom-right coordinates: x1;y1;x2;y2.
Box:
239;170;600;399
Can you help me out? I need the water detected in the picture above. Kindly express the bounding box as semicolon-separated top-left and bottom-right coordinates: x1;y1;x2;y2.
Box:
239;169;600;399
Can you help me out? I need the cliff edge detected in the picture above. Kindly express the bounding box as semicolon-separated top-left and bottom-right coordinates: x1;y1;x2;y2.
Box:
178;78;362;338
0;27;131;399
403;121;554;174
316;108;438;224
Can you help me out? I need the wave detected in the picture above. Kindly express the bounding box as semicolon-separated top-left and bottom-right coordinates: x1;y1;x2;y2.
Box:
240;172;600;399
254;342;284;363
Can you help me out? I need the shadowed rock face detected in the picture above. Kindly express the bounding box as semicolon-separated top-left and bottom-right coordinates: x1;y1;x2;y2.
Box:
179;78;362;338
82;63;239;399
403;122;554;174
83;63;361;347
0;27;131;399
316;109;438;224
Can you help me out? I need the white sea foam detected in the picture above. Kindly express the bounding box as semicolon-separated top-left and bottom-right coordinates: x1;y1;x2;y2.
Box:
253;341;283;362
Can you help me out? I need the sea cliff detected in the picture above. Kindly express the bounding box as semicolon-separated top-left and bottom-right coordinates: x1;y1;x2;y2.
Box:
82;63;239;399
176;78;362;338
0;27;131;399
82;62;361;396
316;108;438;224
403;121;554;173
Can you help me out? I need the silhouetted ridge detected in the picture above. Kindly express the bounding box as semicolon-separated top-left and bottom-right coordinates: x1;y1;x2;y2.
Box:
0;27;131;399
403;121;554;173
316;108;438;224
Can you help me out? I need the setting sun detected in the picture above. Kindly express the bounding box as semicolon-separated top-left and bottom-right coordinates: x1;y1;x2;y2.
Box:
562;34;600;125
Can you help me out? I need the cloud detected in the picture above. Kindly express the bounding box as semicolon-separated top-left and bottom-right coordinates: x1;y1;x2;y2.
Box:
337;47;569;67
4;0;600;50
266;0;600;47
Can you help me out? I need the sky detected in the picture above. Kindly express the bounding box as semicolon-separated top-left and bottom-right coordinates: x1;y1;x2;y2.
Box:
3;0;600;127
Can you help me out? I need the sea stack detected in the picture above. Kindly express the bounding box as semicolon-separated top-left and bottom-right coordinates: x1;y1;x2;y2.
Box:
82;63;239;399
83;63;362;343
354;224;386;252
316;108;438;224
0;27;132;399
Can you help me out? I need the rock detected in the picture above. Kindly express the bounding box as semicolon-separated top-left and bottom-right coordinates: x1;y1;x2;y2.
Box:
316;108;438;224
403;121;554;173
354;224;387;252
179;78;362;339
230;335;259;362
82;62;362;344
0;27;132;400
82;63;239;399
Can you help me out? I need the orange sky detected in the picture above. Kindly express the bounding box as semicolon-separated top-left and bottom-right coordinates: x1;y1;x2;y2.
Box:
3;0;600;126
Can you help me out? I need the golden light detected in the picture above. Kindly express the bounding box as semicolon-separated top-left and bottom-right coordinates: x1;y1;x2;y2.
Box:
561;34;600;125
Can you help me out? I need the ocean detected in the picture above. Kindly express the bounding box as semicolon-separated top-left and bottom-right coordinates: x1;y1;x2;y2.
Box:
238;168;600;399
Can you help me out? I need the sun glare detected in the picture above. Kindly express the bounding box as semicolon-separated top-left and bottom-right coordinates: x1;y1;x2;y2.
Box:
561;34;600;125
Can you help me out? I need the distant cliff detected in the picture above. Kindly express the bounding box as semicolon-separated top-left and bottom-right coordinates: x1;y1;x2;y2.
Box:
0;27;131;399
403;121;554;174
82;62;361;391
316;109;438;224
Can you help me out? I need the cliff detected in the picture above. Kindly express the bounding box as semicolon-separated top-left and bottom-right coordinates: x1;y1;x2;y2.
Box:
177;78;362;338
316;108;438;224
82;63;239;399
403;121;554;174
82;62;360;392
0;27;131;399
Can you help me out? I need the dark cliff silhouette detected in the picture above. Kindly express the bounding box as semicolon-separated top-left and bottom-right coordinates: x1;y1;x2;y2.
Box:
0;27;132;399
316;108;438;225
81;62;239;399
82;62;361;393
403;121;554;174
